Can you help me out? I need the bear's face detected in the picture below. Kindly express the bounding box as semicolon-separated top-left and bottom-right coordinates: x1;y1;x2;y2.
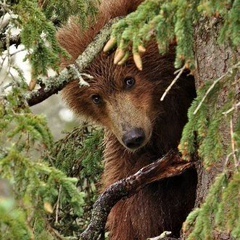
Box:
63;50;175;151
87;74;156;151
63;52;169;151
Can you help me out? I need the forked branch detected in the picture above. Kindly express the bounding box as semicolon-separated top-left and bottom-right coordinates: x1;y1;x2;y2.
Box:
79;150;194;240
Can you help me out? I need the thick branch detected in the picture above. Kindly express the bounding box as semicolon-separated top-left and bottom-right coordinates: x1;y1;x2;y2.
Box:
79;150;194;240
27;17;120;106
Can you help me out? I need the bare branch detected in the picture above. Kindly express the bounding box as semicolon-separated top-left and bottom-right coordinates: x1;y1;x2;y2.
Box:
147;231;174;240
79;150;194;240
26;17;120;107
160;65;186;101
222;101;240;115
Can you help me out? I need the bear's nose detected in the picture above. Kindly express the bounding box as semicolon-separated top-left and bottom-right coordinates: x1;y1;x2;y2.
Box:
122;128;146;150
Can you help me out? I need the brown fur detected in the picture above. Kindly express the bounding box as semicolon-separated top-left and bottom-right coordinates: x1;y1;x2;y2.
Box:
57;1;197;239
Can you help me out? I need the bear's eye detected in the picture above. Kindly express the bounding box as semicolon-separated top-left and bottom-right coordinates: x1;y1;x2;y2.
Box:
91;95;102;105
124;77;135;89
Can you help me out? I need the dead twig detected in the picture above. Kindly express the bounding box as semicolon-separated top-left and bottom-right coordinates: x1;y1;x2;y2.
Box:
160;65;186;101
79;150;194;240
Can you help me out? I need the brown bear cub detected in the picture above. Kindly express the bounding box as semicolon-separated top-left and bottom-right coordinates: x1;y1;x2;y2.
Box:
57;0;197;239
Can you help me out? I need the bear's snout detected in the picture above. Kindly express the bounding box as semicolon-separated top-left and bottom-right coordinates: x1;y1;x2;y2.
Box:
122;128;146;150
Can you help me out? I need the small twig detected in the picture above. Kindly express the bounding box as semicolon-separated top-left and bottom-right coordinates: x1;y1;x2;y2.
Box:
160;65;186;101
55;185;62;225
230;117;238;167
0;13;11;31
194;61;240;115
147;231;172;240
47;223;66;240
222;101;240;115
26;17;121;107
79;150;194;240
224;150;239;169
9;48;26;57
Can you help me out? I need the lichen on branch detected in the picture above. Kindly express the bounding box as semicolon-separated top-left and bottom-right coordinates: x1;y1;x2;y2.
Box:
26;17;120;106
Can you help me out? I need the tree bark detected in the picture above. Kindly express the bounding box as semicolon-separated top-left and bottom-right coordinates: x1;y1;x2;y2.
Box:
190;17;240;239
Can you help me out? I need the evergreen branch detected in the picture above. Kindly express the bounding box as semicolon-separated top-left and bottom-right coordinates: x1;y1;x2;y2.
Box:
26;17;120;107
79;150;194;240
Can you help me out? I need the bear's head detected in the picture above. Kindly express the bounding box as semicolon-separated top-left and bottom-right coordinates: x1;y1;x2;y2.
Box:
62;45;187;152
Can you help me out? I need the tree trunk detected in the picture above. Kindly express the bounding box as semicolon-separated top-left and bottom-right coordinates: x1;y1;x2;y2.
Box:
189;17;240;239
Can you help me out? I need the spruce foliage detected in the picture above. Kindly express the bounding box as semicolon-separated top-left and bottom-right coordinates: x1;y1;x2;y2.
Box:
0;82;90;238
1;0;240;239
110;0;239;68
50;126;104;236
183;171;240;239
0;86;103;238
1;0;99;78
1;1;101;238
179;61;240;239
